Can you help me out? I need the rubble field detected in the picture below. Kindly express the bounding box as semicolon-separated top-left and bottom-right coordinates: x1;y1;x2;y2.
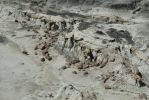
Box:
0;0;149;100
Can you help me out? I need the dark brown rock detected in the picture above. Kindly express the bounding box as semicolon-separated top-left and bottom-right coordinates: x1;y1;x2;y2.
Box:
76;63;83;69
39;43;48;50
34;45;38;50
70;59;80;65
72;71;77;74
104;85;112;89
41;58;45;62
32;29;39;33
42;49;49;56
14;19;19;22
22;50;29;55
62;66;67;70
83;71;89;75
48;57;52;61
45;56;52;61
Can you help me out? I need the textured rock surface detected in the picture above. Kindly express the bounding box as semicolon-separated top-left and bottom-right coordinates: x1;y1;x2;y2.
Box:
0;0;149;100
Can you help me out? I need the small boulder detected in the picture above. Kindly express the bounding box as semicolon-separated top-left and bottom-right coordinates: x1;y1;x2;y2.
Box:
72;71;77;74
83;71;89;76
34;45;38;50
41;58;45;62
61;66;67;70
104;85;112;90
138;93;147;100
22;50;29;55
46;56;52;61
14;19;19;22
42;49;48;56
96;31;105;35
76;63;83;69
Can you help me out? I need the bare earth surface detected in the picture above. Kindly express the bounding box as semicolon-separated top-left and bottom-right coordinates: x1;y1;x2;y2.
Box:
0;1;149;100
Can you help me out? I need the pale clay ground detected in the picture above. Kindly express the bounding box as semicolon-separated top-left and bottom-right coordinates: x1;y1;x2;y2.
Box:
0;4;149;100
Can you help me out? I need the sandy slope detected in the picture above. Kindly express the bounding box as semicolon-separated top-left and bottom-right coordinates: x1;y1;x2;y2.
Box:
0;6;56;100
